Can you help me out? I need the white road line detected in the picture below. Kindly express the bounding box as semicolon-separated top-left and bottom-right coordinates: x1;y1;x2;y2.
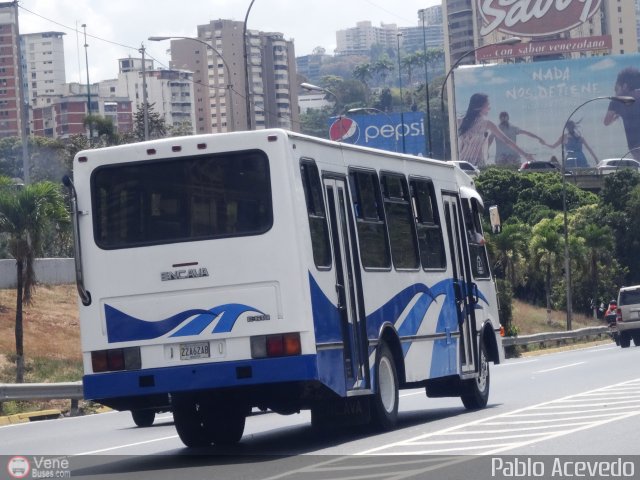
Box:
535;361;584;373
497;359;539;366
358;377;640;456
76;435;179;455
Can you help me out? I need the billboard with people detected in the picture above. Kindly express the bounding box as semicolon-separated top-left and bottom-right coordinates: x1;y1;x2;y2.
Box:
328;112;426;156
452;53;640;168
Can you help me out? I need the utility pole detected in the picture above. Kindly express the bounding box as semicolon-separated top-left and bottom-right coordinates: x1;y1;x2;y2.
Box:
139;44;149;140
82;24;93;144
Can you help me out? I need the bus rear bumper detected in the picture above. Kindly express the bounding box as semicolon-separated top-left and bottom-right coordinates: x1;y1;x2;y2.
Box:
83;354;318;401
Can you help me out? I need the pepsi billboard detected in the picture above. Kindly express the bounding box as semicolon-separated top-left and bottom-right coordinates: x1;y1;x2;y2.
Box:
328;112;426;156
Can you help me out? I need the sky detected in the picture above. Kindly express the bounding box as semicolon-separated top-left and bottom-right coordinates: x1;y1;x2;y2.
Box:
17;0;441;84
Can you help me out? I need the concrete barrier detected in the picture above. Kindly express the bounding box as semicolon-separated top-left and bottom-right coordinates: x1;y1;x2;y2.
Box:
0;258;74;288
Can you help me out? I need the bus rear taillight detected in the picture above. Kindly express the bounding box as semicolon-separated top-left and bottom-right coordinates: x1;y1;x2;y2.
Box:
91;347;141;373
250;333;301;358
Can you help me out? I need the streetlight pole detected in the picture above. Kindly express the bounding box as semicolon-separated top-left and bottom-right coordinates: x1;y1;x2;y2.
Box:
347;107;398;152
149;36;235;132
139;44;149;141
396;33;406;154
82;24;93;143
560;95;635;331
243;0;257;131
620;146;640;161
301;82;343;139
418;8;432;157
439;37;521;160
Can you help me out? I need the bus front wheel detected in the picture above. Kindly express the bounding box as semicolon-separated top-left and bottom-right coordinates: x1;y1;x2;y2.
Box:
461;342;490;410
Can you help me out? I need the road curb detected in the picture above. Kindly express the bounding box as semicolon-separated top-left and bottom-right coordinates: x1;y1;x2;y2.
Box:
0;409;61;425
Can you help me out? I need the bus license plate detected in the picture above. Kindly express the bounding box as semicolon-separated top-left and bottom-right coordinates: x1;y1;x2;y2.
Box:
180;342;210;360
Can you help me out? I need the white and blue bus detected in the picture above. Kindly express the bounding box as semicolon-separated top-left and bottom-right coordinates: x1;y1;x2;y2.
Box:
64;129;503;447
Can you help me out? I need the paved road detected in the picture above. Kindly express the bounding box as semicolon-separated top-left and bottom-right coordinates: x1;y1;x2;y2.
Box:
1;343;639;479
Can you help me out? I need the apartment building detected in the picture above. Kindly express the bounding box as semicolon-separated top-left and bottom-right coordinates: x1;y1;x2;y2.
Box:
335;21;399;56
20;31;66;108
169;19;299;133
110;58;196;133
0;1;23;138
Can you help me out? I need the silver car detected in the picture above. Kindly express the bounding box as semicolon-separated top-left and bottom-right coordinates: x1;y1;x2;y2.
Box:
596;158;640;175
615;285;640;348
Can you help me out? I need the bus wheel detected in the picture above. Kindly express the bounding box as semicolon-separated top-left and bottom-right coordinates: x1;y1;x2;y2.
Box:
461;342;490;410
371;342;399;430
205;407;246;446
172;401;211;448
131;409;155;427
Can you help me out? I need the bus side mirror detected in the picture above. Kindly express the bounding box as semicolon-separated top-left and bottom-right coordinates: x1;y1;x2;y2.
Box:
489;205;501;234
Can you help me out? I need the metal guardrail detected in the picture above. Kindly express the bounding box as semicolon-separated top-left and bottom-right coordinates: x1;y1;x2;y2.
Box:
502;326;609;347
0;381;83;402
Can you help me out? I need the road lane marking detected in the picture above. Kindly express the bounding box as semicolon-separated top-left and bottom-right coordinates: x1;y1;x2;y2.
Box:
535;361;584;373
76;435;179;455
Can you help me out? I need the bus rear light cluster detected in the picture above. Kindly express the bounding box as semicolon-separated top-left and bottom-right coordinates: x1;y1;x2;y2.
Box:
91;347;141;373
250;332;301;358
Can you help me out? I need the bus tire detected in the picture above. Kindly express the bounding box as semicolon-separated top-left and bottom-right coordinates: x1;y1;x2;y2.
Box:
172;401;211;448
371;342;399;430
461;341;490;410
205;407;246;446
131;409;155;427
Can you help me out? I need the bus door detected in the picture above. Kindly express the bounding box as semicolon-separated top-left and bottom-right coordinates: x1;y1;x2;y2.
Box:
442;193;477;375
323;177;366;391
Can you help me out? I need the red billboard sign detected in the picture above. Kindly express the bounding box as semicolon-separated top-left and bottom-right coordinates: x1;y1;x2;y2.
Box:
478;0;603;37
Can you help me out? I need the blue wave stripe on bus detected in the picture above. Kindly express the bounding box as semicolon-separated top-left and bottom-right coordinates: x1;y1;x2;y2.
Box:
309;273;342;343
104;303;261;343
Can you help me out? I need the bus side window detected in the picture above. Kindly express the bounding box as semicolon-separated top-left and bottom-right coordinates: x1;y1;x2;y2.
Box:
410;178;446;270
380;173;419;270
300;160;332;269
463;198;490;279
349;169;391;270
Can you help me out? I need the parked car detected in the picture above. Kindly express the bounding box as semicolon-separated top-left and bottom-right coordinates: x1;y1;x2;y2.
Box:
450;160;480;177
613;285;640;348
518;160;561;172
595;158;640;175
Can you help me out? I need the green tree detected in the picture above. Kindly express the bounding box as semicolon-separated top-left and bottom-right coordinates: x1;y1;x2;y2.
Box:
132;102;167;141
529;215;564;323
0;179;69;382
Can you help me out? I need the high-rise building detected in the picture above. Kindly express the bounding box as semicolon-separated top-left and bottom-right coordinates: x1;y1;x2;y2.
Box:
20;32;66;108
0;1;24;139
169;19;299;133
335;21;399;56
111;57;195;133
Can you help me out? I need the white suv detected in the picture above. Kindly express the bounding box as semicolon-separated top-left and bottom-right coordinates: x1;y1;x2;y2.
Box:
615;285;640;348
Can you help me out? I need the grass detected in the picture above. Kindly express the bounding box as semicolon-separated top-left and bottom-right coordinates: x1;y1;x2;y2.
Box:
0;284;608;415
511;300;602;335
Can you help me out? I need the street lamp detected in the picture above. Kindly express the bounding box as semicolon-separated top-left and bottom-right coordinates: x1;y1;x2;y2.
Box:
347;107;398;152
418;8;433;157
439;37;521;160
149;36;235;131
560;95;635;331
301;82;346;140
396;33;406;154
243;0;257;130
620;146;640;162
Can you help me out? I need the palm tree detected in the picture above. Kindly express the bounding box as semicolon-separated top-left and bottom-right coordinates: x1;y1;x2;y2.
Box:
373;58;394;86
0;179;69;382
529;216;563;324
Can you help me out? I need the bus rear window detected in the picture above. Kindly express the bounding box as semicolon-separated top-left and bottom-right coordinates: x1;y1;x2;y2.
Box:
92;150;272;249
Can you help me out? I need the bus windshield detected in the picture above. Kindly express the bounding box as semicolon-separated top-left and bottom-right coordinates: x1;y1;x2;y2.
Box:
91;149;272;249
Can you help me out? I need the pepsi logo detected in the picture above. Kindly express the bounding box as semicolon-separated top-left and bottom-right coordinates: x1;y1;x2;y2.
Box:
329;117;359;143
